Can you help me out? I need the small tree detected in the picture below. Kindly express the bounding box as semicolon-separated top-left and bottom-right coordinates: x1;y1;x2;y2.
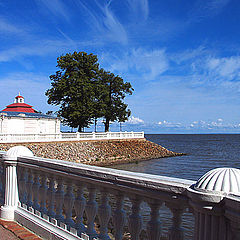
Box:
45;52;99;132
99;69;133;132
118;104;131;131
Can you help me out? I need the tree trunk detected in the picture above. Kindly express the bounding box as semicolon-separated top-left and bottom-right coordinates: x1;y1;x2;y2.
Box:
78;126;83;132
94;118;97;132
105;119;110;132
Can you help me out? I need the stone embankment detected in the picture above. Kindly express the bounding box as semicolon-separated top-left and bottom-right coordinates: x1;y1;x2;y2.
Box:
0;139;184;166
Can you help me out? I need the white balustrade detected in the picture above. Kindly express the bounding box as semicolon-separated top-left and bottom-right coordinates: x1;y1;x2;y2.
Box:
166;202;185;240
74;184;87;235
128;195;143;240
146;199;162;240
47;175;56;219
32;171;40;211
113;192;126;240
39;173;48;216
0;147;240;240
98;190;111;240
55;178;65;225
85;186;98;239
26;169;34;209
0;131;144;143
64;182;75;230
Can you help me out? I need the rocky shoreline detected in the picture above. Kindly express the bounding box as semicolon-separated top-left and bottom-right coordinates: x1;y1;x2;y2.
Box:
0;138;184;166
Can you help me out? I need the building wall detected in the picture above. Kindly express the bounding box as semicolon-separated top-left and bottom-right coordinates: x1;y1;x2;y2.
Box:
0;117;60;134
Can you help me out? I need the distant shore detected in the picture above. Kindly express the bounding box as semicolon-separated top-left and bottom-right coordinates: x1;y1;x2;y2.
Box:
0;138;185;166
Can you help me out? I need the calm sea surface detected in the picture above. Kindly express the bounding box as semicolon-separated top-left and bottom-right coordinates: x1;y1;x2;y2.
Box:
111;134;240;239
112;134;240;181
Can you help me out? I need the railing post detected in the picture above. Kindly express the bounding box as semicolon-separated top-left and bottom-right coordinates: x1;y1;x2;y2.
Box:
7;134;11;142
35;134;39;141
224;195;240;240
58;133;62;140
0;146;33;220
187;168;240;240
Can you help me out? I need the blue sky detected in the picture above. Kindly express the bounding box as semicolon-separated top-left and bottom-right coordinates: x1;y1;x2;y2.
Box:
1;0;240;133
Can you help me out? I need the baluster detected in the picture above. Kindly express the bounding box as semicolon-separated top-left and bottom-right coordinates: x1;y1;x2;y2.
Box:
32;171;40;211
55;178;65;225
74;184;86;235
113;192;126;240
64;182;75;230
166;202;185;240
18;167;27;206
98;190;111;240
39;174;48;216
128;195;143;240
0;164;4;204
26;169;33;209
85;187;98;239
146;199;162;240
47;175;56;220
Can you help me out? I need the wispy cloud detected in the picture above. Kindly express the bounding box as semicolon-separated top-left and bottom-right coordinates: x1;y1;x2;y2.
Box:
126;0;149;21
206;56;240;80
188;0;231;22
35;0;70;22
0;37;95;64
0;40;67;63
0;17;24;34
102;47;169;81
101;1;128;44
75;0;128;44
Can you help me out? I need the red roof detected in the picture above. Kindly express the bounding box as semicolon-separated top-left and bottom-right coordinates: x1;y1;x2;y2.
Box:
15;95;24;99
2;103;37;113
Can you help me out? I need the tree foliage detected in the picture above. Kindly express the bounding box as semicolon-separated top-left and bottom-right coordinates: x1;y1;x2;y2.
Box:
46;51;133;132
98;69;133;131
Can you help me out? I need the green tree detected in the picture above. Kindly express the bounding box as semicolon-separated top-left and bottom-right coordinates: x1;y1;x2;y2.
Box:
99;69;133;132
45;51;99;132
91;78;105;132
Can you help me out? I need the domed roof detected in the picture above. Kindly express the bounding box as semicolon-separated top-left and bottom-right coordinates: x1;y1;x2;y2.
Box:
2;94;37;113
194;168;240;194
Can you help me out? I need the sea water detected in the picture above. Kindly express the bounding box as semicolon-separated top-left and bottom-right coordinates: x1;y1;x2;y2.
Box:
113;134;240;180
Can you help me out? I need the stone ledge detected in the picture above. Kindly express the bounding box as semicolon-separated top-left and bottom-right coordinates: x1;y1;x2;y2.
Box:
0;139;184;166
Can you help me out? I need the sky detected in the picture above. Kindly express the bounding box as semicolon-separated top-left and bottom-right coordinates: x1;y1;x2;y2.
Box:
1;0;240;133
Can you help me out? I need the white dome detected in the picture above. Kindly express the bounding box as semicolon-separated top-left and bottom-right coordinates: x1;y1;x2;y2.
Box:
4;146;33;160
194;168;240;195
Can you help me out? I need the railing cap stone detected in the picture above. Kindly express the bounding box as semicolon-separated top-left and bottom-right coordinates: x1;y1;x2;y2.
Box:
3;146;33;160
194;167;240;195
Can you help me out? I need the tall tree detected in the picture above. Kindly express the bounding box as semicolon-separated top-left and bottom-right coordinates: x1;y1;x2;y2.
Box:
45;52;99;132
99;69;133;132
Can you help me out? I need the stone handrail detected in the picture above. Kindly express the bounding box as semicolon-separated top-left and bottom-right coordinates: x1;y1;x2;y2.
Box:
0;147;240;240
0;131;144;143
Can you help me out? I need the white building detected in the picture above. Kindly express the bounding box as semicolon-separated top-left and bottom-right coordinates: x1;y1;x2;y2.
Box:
0;94;60;134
